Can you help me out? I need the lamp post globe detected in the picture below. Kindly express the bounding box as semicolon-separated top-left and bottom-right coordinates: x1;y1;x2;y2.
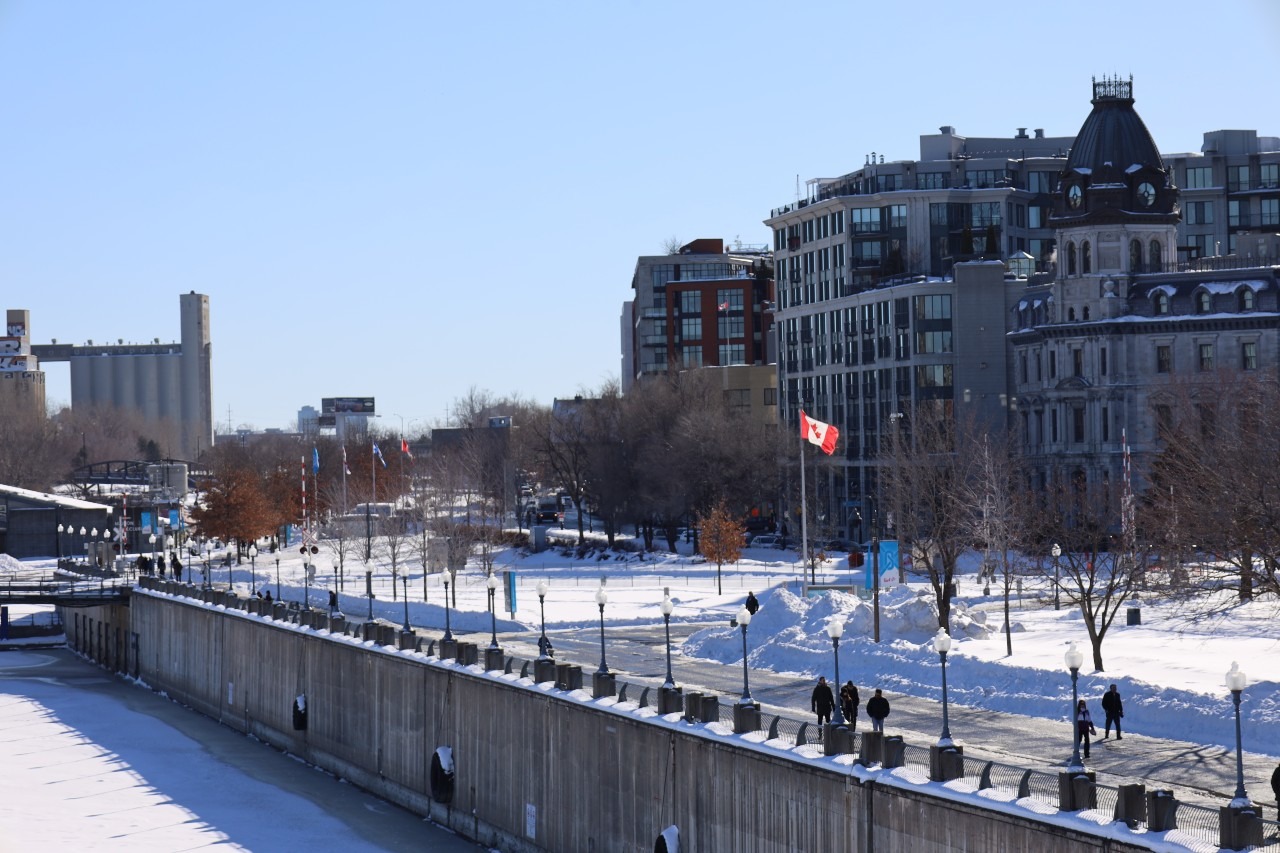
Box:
594;585;609;676
536;580;551;660
1225;661;1251;806
736;605;753;705
486;573;500;649
660;595;676;689
1064;641;1085;770
826;617;845;724
933;627;953;746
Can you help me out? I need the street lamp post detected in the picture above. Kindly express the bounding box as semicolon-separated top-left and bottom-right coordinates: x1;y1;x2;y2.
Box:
827;617;845;724
660;595;676;689
737;604;753;705
536;581;552;660
442;571;453;641
275;557;281;600
56;523;64;565
79;526;87;566
487;574;499;649
594;584;609;676
1065;641;1085;771
1225;662;1251;807
934;627;953;746
402;574;411;633
149;533;157;567
365;569;373;622
1052;543;1062;610
249;545;258;594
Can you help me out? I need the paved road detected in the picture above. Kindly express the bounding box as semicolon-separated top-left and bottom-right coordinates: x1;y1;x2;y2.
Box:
456;622;1280;815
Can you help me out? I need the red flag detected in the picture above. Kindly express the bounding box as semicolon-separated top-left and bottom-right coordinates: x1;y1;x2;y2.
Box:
342;446;351;475
800;410;839;455
718;301;730;311
401;438;414;460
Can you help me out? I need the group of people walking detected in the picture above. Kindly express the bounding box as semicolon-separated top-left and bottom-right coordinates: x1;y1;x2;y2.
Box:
811;677;892;733
136;551;182;578
1074;684;1124;759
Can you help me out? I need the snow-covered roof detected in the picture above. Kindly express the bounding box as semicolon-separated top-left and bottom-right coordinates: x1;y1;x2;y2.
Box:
1195;279;1266;295
0;484;112;512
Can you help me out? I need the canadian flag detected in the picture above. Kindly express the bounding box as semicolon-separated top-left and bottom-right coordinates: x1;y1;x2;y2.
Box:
401;438;414;460
800;410;839;455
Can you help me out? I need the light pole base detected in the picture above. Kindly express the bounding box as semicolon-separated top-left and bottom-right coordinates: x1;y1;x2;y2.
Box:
533;658;558;684
657;686;683;715
1058;769;1097;812
824;723;854;756
929;744;964;782
732;702;761;734
483;647;505;672
1219;804;1263;851
592;671;616;699
438;638;458;660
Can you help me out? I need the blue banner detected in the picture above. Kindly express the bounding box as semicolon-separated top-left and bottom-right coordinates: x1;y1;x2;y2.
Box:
864;540;899;588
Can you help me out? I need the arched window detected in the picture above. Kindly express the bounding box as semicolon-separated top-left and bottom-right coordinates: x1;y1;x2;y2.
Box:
1082;241;1092;274
1149;240;1162;270
1066;242;1076;276
1130;239;1143;272
1154;292;1170;315
1239;288;1255;311
1068;307;1076;321
1083;306;1090;320
1196;291;1212;314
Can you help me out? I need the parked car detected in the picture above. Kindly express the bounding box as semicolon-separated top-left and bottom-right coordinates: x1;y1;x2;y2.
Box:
750;534;783;549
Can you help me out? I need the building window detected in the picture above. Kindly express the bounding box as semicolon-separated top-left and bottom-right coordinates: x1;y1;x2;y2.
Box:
1129;239;1142;272
917;172;947;190
681;346;702;368
1156;344;1172;373
1072;407;1086;443
1154;292;1170;315
1019;352;1028;383
1100;346;1108;376
1101;405;1110;442
719;344;745;366
1081;241;1092;274
851;208;881;233
1185;201;1214;225
1185;166;1213;189
1066;242;1076;275
1239;288;1255;311
1050;409;1059;443
1149;240;1162;270
717;289;743;311
719;315;745;339
1262;163;1279;189
680;317;702;339
763;387;777;406
1155;404;1173;437
913;294;952;320
1049;350;1057;379
1196;291;1212;314
915;364;953;388
887;204;907;229
1072;349;1083;377
1262;198;1280;227
679;290;700;313
916;330;952;353
1227;165;1250;192
1198;343;1214;371
1029;171;1056;194
1229;200;1243;228
1242;341;1258;370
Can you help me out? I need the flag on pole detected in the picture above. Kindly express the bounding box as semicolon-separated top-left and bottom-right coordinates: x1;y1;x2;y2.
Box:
342;446;351;475
800;409;839;455
372;442;386;468
718;301;730;311
312;447;320;475
401;438;414;460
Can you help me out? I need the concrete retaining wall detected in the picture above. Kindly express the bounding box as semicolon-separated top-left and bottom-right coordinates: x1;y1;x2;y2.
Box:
63;591;1151;852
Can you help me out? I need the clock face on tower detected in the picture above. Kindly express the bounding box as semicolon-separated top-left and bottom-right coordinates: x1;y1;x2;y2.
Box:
1137;182;1156;207
1067;184;1082;209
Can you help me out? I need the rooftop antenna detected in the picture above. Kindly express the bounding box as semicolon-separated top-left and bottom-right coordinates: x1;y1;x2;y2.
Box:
795;174;801;202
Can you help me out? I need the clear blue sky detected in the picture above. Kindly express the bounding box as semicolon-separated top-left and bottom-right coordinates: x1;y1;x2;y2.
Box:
3;1;1277;434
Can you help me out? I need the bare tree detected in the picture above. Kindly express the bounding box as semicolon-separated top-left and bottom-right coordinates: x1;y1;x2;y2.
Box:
660;235;683;255
698;500;744;595
963;433;1030;656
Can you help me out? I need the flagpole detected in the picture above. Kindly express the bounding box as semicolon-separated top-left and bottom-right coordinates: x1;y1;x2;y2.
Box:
342;447;348;516
366;443;375;561
799;418;809;585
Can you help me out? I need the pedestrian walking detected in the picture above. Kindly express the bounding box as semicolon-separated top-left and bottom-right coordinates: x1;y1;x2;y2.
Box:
840;681;859;729
171;553;182;580
1101;684;1124;739
866;689;890;733
811;676;836;726
1076;699;1097;758
157;554;167;576
745;591;759;616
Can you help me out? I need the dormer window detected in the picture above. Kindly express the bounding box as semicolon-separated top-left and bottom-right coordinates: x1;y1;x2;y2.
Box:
1196;291;1212;314
1154;292;1170;315
1239;288;1255;311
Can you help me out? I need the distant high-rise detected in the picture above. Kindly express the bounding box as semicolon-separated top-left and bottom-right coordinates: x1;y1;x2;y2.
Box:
0;309;46;418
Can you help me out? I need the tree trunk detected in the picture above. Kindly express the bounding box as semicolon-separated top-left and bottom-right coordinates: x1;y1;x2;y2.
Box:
1239;547;1254;601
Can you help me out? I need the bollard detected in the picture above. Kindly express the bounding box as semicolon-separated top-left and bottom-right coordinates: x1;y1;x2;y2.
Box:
554;663;582;691
824;724;851;756
859;731;884;766
683;691;704;723
399;631;417;651
699;695;720;723
592;671;616;699
484;647;505;671
1058;770;1097;811
1219;804;1263;851
1146;789;1178;832
533;658;558;684
657;685;684;715
456;642;479;665
881;735;906;769
1114;783;1146;827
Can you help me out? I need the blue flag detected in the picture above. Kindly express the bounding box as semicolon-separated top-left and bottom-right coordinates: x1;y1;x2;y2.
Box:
312;447;320;475
372;442;386;468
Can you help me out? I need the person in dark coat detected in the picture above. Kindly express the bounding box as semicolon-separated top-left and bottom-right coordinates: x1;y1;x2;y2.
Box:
745;591;759;616
171;553;183;581
1271;763;1280;821
811;676;835;726
840;681;859;729
1101;684;1124;739
866;689;890;733
157;553;167;576
1076;699;1097;758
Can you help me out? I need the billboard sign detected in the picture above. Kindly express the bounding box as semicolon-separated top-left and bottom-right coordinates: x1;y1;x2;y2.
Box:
321;397;375;414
